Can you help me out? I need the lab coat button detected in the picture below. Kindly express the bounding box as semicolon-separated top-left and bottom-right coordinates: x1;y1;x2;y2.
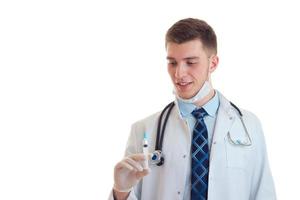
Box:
213;141;217;144
183;155;186;158
177;191;181;195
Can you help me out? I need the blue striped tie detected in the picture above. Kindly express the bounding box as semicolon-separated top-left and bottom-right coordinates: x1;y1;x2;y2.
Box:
191;107;209;200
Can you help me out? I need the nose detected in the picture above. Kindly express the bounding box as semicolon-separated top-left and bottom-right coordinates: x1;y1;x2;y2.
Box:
175;63;187;79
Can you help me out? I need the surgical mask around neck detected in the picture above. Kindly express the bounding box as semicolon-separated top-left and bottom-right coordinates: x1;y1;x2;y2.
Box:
173;81;212;104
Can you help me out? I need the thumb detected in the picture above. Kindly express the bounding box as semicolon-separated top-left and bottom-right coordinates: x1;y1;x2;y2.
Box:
135;168;151;179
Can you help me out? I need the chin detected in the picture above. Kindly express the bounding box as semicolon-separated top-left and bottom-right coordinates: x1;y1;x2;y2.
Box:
178;92;195;99
175;85;198;99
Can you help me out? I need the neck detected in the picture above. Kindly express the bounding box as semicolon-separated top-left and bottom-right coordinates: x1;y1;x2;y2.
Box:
194;89;215;107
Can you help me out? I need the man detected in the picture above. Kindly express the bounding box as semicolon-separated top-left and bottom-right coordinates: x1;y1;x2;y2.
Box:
109;18;276;200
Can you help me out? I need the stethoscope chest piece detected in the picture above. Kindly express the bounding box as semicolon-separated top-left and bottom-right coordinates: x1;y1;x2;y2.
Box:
150;150;164;166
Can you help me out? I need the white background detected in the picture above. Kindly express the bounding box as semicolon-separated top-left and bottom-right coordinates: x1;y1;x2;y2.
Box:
1;0;299;199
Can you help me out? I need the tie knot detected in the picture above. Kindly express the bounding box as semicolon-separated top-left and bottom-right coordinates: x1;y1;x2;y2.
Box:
191;107;208;119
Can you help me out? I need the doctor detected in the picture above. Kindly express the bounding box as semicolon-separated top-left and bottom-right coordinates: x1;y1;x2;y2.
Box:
109;18;276;200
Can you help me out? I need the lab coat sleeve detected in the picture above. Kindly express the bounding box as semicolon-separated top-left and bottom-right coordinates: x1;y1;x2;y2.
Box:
249;115;277;200
107;189;138;200
108;122;143;200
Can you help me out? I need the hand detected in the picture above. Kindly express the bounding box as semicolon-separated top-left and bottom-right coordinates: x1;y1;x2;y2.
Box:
113;153;150;193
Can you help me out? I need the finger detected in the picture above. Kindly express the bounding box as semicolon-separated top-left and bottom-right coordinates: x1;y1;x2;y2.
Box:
136;168;151;179
124;157;143;172
128;153;152;161
144;153;152;160
115;161;134;171
128;153;146;161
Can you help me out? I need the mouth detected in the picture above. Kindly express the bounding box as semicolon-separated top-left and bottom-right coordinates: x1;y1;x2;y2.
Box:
176;82;191;86
175;81;193;90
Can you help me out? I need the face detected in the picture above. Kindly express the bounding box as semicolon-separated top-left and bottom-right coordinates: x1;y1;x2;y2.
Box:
166;39;219;99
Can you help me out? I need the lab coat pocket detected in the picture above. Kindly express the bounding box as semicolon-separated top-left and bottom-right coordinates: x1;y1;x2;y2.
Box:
224;136;247;169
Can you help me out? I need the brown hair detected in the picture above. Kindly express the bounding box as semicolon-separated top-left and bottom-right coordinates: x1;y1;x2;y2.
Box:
165;18;217;54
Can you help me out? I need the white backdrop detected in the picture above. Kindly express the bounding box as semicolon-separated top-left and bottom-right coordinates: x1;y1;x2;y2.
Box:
1;0;299;199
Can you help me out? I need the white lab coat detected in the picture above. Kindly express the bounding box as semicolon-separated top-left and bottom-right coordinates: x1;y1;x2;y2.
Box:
109;92;276;200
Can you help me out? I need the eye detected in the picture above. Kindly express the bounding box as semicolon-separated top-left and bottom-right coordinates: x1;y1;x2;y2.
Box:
187;61;197;66
168;61;177;66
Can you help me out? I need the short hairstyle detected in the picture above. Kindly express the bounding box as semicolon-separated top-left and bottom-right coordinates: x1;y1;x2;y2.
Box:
165;18;217;54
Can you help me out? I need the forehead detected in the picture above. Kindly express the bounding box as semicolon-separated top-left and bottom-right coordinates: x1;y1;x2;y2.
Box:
166;39;208;59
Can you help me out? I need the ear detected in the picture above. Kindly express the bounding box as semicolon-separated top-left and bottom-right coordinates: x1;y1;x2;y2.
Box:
209;55;219;73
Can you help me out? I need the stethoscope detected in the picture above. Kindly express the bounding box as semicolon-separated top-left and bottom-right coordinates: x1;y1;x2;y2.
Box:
151;101;252;166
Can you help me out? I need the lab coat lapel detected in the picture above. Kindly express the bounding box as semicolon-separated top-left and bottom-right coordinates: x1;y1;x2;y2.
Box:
207;92;237;200
213;92;236;143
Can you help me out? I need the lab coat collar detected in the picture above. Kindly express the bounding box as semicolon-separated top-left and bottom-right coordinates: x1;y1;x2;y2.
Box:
174;90;237;142
175;90;220;118
174;90;236;120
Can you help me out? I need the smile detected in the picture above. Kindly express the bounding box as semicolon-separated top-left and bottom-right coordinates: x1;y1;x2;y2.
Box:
176;82;192;86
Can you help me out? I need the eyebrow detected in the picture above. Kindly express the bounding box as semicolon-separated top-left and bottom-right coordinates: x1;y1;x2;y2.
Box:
166;56;199;60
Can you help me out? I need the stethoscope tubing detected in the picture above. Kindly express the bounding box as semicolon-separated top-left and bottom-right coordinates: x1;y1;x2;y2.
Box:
152;101;251;166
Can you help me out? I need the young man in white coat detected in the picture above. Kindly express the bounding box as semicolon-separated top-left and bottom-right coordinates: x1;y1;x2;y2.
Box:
109;18;276;200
